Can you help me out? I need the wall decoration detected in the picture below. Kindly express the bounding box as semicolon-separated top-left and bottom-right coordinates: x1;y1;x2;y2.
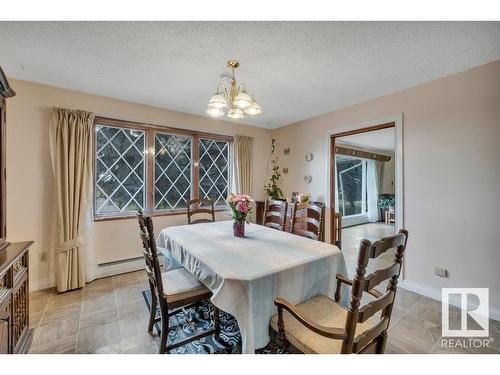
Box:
304;175;312;184
284;148;290;155
305;153;314;162
282;167;288;174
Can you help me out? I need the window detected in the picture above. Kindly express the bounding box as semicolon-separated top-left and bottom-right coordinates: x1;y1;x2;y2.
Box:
94;117;232;219
95;125;146;215
199;138;230;206
154;133;192;210
336;155;367;217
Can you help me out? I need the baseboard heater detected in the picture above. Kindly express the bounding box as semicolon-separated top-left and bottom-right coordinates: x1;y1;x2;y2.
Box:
96;256;145;279
98;256;143;268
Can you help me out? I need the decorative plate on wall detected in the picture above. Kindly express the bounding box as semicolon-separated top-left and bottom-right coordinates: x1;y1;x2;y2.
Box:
305;153;314;162
304;175;312;183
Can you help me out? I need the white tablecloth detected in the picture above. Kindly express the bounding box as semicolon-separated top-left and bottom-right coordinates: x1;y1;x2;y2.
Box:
156;220;347;353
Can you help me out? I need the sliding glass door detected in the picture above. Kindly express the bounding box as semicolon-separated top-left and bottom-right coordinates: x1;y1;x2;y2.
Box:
336;155;367;218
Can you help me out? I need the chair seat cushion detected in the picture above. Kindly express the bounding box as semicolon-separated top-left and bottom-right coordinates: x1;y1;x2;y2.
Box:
162;268;211;304
270;295;375;354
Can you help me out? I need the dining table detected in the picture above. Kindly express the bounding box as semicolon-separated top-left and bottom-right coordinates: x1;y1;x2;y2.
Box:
156;220;348;354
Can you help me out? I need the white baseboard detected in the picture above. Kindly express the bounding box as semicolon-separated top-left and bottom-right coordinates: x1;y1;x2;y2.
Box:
401;280;500;322
29;258;145;292
29;278;52;291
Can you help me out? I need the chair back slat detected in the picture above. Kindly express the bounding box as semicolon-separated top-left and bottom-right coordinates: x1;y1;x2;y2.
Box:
352;317;389;353
369;233;407;259
187;198;215;225
357;290;395;323
297;230;322;240
136;211;166;301
263;200;288;231
341;229;408;353
291;202;325;241
364;262;401;291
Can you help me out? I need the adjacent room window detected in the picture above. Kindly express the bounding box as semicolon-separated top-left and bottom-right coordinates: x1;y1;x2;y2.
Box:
94;117;232;219
336;155;367;217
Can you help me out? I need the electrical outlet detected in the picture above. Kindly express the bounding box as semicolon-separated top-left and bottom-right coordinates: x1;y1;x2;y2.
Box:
40;252;48;262
434;267;448;278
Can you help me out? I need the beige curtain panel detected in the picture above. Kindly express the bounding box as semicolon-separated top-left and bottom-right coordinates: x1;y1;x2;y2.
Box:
234;135;254;196
49;108;95;292
375;160;385;194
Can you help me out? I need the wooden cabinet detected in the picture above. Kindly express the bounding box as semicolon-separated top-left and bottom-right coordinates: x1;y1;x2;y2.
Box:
0;242;32;354
0;69;32;353
0;298;11;354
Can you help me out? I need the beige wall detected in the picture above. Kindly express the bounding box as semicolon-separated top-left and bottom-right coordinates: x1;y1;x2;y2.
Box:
272;60;500;314
6;79;271;287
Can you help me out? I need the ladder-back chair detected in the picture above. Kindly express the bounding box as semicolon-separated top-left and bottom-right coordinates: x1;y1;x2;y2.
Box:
291;202;325;241
187;198;215;225
270;229;409;354
137;211;219;353
263;199;288;231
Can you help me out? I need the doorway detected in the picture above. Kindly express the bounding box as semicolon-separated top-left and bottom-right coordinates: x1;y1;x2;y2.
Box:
330;121;401;276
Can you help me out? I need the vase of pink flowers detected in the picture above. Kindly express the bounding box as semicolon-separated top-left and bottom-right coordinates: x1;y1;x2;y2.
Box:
226;193;254;237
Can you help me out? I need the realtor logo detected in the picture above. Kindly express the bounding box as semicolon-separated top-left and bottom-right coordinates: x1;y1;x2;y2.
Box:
442;288;489;337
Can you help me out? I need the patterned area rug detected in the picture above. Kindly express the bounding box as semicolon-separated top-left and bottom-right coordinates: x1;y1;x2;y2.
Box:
142;289;242;353
143;289;286;354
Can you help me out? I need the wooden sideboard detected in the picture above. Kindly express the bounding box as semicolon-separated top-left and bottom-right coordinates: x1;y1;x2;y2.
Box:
0;241;33;354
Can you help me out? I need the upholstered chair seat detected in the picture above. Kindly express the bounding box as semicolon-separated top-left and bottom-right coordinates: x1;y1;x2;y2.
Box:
270;295;375;354
162;268;212;304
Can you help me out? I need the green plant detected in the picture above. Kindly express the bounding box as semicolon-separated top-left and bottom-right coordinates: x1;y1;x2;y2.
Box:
264;138;284;200
377;198;395;209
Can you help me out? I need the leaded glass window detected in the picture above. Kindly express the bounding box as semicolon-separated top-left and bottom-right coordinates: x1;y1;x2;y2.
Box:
154;133;192;210
199;138;230;206
94;117;232;219
95;125;145;215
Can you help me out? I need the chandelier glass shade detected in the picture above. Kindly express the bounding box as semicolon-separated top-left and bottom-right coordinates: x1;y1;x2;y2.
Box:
207;60;262;119
227;106;244;119
206;106;224;117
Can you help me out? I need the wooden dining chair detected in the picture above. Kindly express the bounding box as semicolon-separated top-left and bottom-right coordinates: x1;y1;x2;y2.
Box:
187;198;215;225
291;202;325;241
263;199;288;231
270;229;409;354
334;212;342;249
136;211;220;354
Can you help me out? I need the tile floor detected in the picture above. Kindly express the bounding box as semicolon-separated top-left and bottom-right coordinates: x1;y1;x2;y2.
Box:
28;223;500;354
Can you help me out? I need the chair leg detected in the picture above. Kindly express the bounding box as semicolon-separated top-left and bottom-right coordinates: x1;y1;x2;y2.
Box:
378;332;388;354
213;305;220;338
158;300;170;354
148;286;158;333
276;306;289;352
159;316;169;354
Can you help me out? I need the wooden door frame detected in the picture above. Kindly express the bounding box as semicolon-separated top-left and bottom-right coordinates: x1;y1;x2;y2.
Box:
327;115;404;246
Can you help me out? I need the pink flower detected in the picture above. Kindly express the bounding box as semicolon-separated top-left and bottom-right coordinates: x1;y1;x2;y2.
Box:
230;194;243;202
236;201;248;213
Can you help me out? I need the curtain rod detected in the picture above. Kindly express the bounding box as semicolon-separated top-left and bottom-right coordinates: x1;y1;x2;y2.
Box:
335;145;391;162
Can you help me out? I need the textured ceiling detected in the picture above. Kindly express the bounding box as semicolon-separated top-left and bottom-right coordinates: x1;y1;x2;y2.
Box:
0;22;499;128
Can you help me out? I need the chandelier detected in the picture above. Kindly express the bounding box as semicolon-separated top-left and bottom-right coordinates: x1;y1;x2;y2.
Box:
206;60;262;119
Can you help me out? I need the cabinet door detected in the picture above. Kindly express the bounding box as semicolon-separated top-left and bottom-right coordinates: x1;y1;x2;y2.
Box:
0;299;11;354
11;273;28;352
